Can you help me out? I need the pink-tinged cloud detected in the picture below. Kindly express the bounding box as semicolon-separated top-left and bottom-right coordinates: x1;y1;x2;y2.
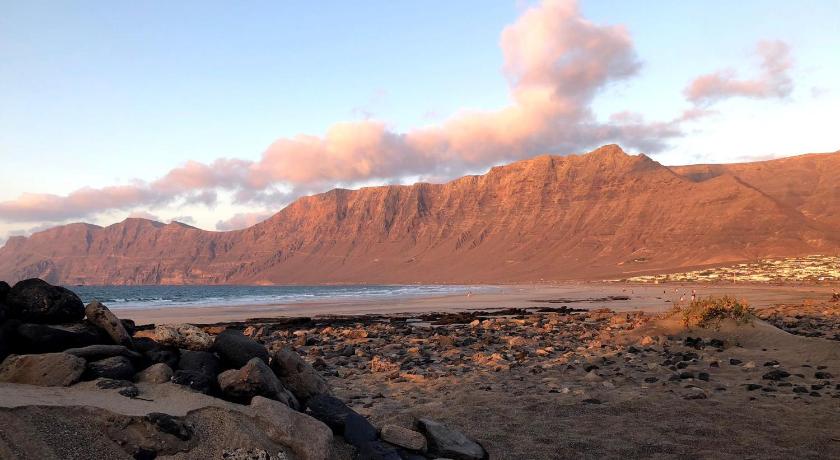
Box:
0;1;792;227
127;210;162;221
215;211;274;231
684;40;793;105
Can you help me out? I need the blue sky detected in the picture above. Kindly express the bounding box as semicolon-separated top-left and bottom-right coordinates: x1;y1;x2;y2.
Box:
1;0;838;241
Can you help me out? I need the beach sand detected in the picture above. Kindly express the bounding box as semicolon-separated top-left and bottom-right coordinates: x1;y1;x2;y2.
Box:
118;282;838;325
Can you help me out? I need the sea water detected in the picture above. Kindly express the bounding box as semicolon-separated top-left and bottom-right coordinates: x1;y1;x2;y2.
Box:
71;285;493;309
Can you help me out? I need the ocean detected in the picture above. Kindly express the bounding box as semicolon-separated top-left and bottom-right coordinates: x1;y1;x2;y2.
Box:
71;284;493;310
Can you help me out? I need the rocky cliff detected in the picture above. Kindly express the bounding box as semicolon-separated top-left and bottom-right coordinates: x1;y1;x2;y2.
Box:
2;145;839;284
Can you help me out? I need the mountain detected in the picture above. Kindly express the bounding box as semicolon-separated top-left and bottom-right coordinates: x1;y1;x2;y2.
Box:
1;145;839;285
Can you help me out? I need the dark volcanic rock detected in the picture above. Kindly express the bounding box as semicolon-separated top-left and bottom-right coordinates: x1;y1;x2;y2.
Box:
212;329;269;368
178;350;220;377
172;370;214;393
306;394;355;432
133;337;180;369
0;352;86;386
15;322;104;353
343;412;378;448
217;357;298;408
269;347;330;403
0;280;10;301
86;356;135;380
64;344;143;362
146;412;193;441
6;278;84;323
357;440;402;460
762;369;791;381
418;417;487;460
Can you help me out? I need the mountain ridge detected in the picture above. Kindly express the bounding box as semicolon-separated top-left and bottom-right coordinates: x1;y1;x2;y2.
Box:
2;145;839;285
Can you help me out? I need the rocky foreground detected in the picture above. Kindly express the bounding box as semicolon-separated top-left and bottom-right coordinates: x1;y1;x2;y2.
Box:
2;279;840;459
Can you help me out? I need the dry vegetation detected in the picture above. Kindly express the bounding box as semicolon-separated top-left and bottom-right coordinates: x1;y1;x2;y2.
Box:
671;296;755;329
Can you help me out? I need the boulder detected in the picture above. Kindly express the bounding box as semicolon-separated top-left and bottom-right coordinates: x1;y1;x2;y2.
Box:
212;329;269;368
86;356;135;380
135;324;213;351
217;358;298;408
343;411;378;449
250;396;333;460
6;278;84;324
0;352;86;386
418;417;487;460
64;344;143;362
133;337;180;369
85;300;133;347
0;280;10;301
15;322;105;353
356;441;402;460
381;424;427;451
135;363;174;384
269;348;330;403
171;370;214;394
178;350;220;377
305;393;376;448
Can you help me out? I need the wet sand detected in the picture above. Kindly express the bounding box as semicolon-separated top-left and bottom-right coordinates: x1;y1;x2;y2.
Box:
119;282;838;325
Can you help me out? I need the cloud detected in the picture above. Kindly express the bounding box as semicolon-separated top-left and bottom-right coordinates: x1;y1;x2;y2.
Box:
170;215;196;225
215;211;275;231
1;1;791;227
127;210;162;221
684;40;793;105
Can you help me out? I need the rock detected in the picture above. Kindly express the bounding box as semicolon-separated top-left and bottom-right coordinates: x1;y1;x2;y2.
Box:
639;335;655;346
814;371;833;379
381;424;427;451
146;412;193;440
86;356;135;380
762;369;790;381
0;280;10;301
135;363;174;383
343;411;378;448
136;324;213;351
370;356;401;374
270;348;330;403
96;378;134;389
0;352;86;386
729;358;742;365
133;337;180;369
418;417;487;460
14;322;104;353
217;357;299;408
305;394;355;432
356;440;402;460
250;396;333;460
212;329;269;368
179;350;220;378
5;278;84;324
64;344;142;362
172;369;214;393
84;300;133;348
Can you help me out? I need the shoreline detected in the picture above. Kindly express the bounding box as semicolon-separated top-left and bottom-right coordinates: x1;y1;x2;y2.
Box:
116;282;838;325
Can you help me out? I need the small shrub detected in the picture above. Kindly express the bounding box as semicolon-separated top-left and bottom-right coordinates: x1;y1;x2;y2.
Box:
672;296;754;329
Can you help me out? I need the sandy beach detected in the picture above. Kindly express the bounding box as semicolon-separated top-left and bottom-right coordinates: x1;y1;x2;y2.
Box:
118;282;839;325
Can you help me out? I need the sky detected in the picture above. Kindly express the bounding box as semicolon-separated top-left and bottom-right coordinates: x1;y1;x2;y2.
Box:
1;0;839;243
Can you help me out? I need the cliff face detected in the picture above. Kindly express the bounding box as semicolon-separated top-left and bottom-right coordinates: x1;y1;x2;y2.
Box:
2;145;839;285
